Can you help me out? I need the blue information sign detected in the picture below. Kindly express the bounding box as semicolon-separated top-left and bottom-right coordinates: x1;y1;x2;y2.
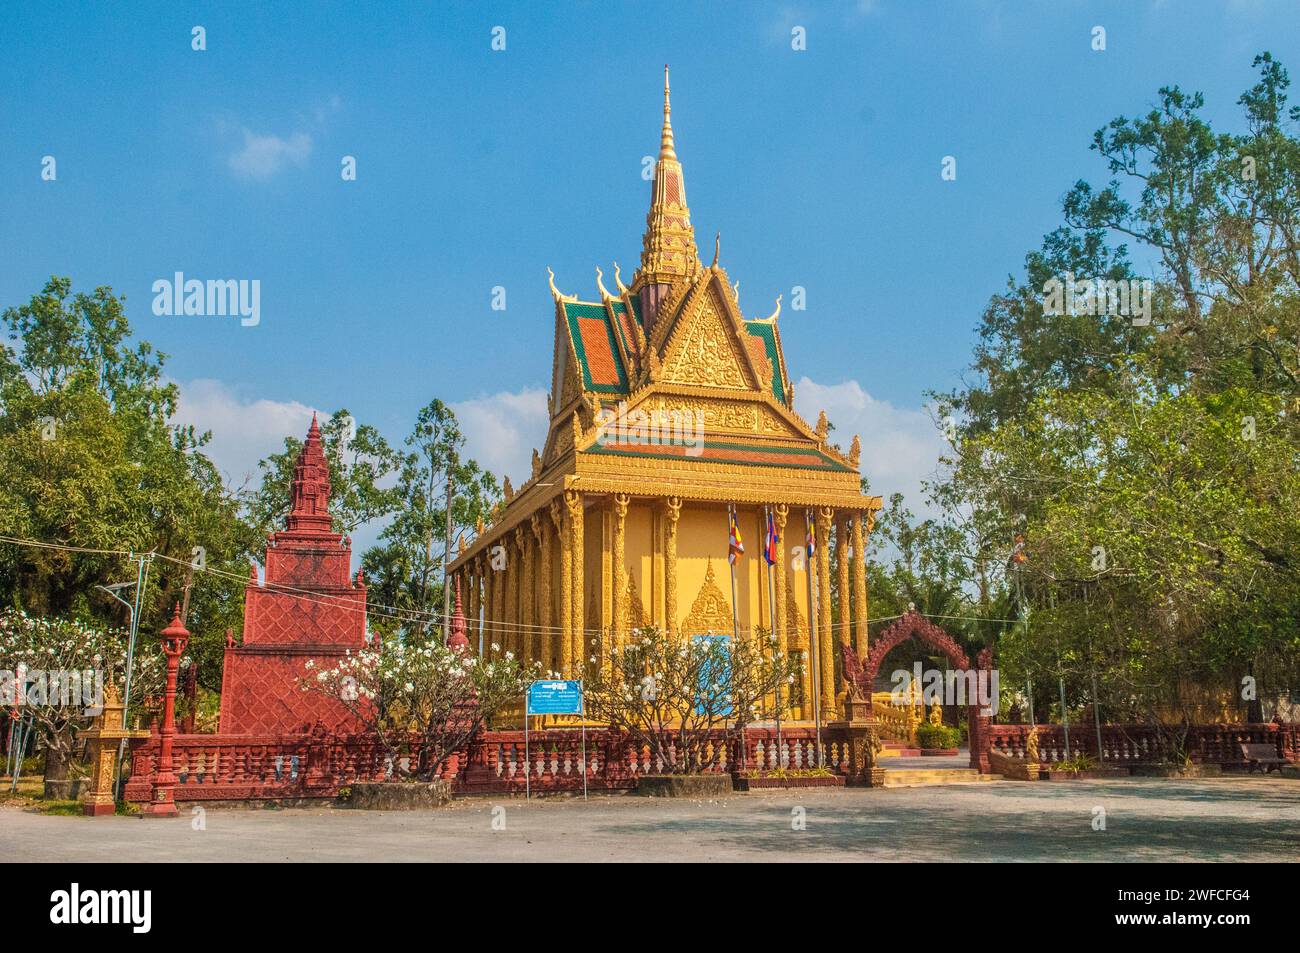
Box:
526;679;584;716
692;634;733;715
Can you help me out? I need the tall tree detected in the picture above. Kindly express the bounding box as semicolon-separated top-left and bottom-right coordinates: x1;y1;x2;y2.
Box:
361;399;499;638
0;276;258;692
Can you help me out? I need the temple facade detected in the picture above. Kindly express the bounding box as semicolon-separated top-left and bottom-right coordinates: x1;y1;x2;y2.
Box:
219;415;369;735
448;70;880;722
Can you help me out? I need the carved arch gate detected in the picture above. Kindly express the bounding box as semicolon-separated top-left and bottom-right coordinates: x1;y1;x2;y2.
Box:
841;609;993;772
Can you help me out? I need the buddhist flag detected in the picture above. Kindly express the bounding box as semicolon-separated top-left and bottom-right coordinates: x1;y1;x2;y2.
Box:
728;505;745;565
763;508;779;566
805;508;815;560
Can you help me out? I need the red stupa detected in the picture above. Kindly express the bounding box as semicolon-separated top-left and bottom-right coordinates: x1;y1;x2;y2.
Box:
218;414;368;734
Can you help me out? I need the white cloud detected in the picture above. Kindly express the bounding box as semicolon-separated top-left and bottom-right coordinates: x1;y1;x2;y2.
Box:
171;378;317;489
227;129;312;179
794;376;946;519
450;387;550;487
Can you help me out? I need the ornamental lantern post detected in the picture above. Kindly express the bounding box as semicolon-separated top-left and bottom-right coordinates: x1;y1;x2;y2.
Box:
143;605;189;818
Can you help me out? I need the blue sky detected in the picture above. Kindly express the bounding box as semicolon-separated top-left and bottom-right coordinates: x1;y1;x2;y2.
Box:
2;0;1297;522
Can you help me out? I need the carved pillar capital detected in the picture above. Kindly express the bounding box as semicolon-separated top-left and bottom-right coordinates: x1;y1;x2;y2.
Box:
564;488;583;517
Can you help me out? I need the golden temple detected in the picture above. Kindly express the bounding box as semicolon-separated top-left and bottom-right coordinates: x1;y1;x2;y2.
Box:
449;68;881;721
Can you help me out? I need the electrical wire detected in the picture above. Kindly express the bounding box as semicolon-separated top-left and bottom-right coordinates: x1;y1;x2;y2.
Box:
0;533;1019;641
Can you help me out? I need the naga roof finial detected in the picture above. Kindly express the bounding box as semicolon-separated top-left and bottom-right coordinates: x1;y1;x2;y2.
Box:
547;266;575;303
595;265;611;301
760;294;782;323
613;261;628;294
712;232;720;269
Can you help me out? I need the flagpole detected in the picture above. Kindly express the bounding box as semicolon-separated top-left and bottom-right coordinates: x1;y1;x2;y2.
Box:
766;506;782;767
727;504;745;777
806;508;823;768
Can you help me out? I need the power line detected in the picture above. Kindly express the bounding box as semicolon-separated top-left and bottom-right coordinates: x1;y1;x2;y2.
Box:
0;533;1021;641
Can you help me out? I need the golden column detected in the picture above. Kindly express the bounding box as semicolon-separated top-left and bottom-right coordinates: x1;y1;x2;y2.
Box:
505;531;520;659
552;498;571;676
816;506;835;716
565;489;584;676
836;515;851;648
538;512;553;670
518;524;533;664
772;503;792;711
664;496;681;637
612;493;629;651
852;513;869;657
492;539;506;656
773;504;788;648
529;513;544;665
473;561;483;650
483;549;497;655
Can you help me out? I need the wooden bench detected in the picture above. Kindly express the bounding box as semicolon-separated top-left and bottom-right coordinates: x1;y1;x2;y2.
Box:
1240;743;1286;773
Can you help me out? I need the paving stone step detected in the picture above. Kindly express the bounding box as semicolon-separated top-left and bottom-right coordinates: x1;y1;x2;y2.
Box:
881;768;1002;787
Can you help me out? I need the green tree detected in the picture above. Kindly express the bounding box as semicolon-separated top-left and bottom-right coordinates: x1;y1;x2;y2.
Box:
0;277;257;693
930;54;1300;739
361;400;499;638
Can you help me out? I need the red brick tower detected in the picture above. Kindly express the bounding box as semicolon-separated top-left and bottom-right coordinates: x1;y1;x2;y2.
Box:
218;414;368;734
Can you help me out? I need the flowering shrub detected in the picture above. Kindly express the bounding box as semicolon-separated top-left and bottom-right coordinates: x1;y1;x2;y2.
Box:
585;626;801;775
0;609;168;773
302;637;538;781
915;721;961;749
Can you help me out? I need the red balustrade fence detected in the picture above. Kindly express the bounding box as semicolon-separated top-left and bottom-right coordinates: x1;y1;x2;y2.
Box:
121;726;852;802
987;722;1299;767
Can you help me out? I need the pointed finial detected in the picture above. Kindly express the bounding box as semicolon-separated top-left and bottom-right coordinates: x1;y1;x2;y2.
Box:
447;576;469;652
595;265;611;301
613;262;628;294
712;232;720;269
659;64;676;161
762;294;783;322
548;267;576;302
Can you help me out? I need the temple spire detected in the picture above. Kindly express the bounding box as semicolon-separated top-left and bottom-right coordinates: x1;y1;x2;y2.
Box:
659;64;676;161
638;65;699;309
285;412;333;534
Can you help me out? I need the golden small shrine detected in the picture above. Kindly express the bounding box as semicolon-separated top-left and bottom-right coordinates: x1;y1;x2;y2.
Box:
80;681;148;816
449;69;881;722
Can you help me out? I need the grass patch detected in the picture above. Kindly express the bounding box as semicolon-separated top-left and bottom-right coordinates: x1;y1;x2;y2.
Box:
38;800;83;816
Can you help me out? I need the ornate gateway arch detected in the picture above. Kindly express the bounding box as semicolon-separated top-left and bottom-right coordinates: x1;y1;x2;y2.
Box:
841;607;995;772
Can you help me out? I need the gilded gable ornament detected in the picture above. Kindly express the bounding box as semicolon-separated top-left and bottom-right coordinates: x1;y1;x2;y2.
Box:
784;577;807;639
662;297;749;390
682;559;734;635
623;572;650;632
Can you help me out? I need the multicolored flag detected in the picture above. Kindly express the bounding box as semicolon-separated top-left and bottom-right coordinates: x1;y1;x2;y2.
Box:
763;508;779;566
728;505;745;565
805;509;815;560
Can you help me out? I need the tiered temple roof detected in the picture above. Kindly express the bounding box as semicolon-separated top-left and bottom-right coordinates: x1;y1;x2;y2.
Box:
455;67;878;565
